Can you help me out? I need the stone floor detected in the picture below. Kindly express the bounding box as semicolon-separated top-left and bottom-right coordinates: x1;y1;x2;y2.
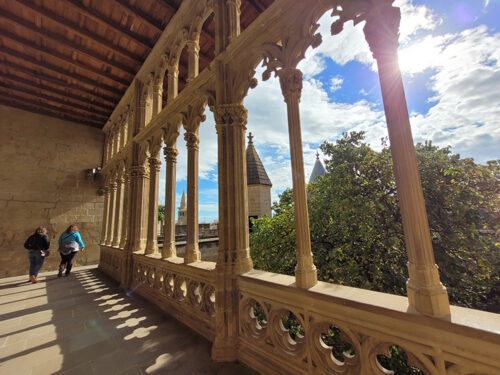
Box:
0;265;257;375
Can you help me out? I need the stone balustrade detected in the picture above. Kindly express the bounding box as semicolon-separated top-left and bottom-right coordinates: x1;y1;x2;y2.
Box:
97;0;500;372
100;245;500;374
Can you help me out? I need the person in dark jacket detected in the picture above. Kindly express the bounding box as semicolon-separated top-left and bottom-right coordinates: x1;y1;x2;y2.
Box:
24;226;50;283
58;224;85;277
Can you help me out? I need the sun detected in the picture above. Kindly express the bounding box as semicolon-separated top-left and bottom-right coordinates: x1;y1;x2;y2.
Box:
398;37;443;74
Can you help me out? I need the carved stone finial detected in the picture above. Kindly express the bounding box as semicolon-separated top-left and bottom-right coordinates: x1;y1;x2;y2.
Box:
248;132;253;144
316;151;319;160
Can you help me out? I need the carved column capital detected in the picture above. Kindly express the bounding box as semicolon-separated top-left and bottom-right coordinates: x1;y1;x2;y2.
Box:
213;104;247;129
148;157;162;172
110;181;118;191
129;165;149;179
186;40;200;55
363;5;401;61
163;146;179;163
277;68;303;102
184;131;199;151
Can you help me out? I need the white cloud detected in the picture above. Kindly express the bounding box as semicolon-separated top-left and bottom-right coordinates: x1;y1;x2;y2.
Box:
329;76;343;92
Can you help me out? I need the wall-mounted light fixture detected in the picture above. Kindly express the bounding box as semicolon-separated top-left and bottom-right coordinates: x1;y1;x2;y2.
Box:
85;167;101;181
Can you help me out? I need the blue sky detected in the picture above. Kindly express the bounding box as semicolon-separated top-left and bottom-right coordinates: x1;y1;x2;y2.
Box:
160;0;500;222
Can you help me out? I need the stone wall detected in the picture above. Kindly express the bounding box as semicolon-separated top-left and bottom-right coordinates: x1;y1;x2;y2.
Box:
0;105;104;277
248;185;271;218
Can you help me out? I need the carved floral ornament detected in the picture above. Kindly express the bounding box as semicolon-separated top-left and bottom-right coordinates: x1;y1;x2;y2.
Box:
184;131;199;150
213;104;248;129
163;146;178;163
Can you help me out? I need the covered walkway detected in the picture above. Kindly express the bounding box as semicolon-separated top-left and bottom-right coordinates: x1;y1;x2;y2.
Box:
0;265;256;375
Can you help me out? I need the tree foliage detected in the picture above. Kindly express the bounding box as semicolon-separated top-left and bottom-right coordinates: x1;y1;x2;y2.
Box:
250;132;499;312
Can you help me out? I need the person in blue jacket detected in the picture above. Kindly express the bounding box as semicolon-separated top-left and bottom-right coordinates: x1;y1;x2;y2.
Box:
58;224;85;277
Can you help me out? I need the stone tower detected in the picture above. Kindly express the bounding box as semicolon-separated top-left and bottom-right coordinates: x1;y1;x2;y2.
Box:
309;151;326;183
246;133;272;219
178;190;187;225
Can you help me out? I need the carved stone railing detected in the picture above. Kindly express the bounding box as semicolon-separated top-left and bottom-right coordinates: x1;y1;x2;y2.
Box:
131;254;216;341
99;246;125;282
238;270;500;375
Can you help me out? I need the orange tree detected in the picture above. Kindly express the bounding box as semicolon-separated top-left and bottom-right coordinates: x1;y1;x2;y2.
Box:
250;132;499;312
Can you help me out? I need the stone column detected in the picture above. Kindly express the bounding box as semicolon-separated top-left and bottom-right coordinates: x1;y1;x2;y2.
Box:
167;65;178;102
152;77;164;116
226;0;241;43
120;118;127;149
145;154;161;255
100;186;110;245
212;103;253;361
278;68;317;289
184;131;201;263
186;41;200;82
112;175;124;247
105;180;117;246
363;6;449;317
130;165;150;252
119;173;131;249
163;146;178;258
114;127;121;155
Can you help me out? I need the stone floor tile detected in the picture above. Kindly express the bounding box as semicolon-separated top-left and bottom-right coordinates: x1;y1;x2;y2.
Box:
0;265;257;375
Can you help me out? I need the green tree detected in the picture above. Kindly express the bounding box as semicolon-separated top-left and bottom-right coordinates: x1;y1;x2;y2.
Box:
250;132;499;312
158;205;165;222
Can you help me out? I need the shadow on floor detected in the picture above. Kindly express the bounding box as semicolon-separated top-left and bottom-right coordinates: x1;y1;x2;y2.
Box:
0;265;257;375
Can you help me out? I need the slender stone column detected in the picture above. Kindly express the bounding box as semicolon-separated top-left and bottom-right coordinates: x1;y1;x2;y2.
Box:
186;41;199;82
112;176;124;247
184;131;201;263
163;146;178;258
145;154;161;255
212;103;253;361
120;119;127;149
130;165;150;252
152;81;163;116
119;173;131;249
114;127;121;155
167;65;178;102
105;180;117;246
226;0;241;43
278;68;317;289
363;6;449;317
100;186;110;245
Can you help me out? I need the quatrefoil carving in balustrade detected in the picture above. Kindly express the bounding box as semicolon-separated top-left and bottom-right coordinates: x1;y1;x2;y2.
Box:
240;297;268;340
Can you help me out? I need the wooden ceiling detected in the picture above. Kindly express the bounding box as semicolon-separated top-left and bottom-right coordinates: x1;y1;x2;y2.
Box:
0;0;273;128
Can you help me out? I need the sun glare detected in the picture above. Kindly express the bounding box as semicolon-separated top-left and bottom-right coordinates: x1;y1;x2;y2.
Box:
398;38;443;74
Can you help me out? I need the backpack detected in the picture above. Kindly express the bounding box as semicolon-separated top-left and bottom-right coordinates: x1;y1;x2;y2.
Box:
24;234;37;250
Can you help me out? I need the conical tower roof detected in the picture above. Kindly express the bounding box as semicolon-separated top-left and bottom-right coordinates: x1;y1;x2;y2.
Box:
309;151;326;183
179;190;186;209
246;133;272;186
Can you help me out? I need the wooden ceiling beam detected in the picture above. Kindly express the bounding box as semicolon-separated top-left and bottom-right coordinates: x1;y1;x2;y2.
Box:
13;0;143;64
0;72;114;112
0;29;130;87
0;60;119;105
63;0;154;50
1;46;124;96
0;80;110;118
0;98;102;128
0;10;137;76
0;87;108;120
0;92;104;128
246;0;266;13
113;0;167;31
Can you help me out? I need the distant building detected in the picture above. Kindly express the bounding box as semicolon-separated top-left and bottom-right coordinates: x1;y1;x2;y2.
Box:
246;133;272;223
177;190;187;225
309;151;326;183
